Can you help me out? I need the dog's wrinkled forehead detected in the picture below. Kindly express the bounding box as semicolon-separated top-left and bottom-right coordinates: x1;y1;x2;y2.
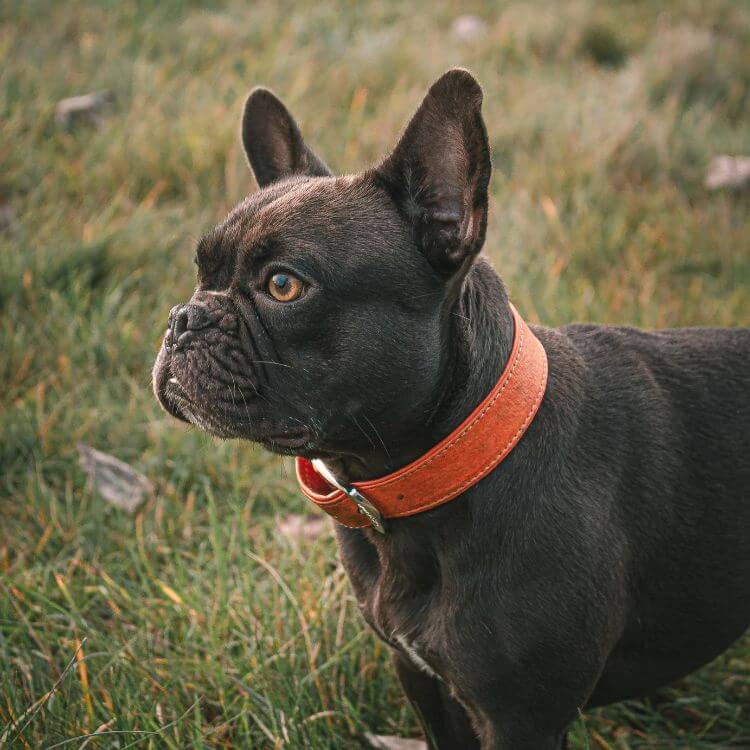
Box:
215;174;403;267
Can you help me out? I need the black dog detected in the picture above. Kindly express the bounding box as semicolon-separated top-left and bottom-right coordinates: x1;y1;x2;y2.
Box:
153;69;750;749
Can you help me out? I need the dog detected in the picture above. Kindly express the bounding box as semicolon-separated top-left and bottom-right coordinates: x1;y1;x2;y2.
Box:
153;69;750;749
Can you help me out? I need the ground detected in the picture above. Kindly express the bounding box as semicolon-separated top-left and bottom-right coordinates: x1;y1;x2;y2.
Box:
1;0;749;747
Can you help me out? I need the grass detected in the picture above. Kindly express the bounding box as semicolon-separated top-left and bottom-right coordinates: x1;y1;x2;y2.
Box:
1;0;749;747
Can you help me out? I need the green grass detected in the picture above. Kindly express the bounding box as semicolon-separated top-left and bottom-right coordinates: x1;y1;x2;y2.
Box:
1;0;749;747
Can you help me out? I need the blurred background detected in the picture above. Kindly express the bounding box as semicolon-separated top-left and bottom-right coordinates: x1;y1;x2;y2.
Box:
1;1;749;747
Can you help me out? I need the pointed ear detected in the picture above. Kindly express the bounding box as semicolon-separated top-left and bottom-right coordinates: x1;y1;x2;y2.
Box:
375;69;491;276
241;87;332;188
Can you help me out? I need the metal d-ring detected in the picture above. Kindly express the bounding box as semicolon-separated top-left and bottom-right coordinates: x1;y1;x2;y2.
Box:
311;459;386;534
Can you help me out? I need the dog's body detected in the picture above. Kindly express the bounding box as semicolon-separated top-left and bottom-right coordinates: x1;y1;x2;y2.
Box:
153;70;750;748
339;276;750;747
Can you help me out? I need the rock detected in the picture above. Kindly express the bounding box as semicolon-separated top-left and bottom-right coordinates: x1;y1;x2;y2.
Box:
276;513;329;543
364;735;427;750
451;14;488;42
55;91;114;130
77;443;152;514
0;197;16;232
705;155;750;191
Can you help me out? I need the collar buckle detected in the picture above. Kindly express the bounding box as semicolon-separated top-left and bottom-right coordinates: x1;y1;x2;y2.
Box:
311;459;386;534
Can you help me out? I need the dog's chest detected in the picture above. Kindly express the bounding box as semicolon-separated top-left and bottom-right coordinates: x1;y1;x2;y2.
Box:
335;526;456;680
344;554;445;678
393;633;442;679
362;589;444;680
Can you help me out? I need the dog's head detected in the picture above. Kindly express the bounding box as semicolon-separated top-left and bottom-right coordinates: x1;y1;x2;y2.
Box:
152;69;491;460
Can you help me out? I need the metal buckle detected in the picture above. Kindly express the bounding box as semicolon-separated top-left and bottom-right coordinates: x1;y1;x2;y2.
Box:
311;459;386;534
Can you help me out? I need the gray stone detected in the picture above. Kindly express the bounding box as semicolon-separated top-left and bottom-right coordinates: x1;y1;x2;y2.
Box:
77;443;152;514
451;14;488;42
705;155;750;191
55;91;114;130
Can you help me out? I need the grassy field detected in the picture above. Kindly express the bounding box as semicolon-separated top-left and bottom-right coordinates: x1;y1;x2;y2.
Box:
2;0;749;747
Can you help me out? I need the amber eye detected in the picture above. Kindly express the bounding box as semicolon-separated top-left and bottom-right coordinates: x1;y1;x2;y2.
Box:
267;272;304;302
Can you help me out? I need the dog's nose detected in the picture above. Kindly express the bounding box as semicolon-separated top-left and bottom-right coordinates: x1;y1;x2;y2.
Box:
169;303;211;345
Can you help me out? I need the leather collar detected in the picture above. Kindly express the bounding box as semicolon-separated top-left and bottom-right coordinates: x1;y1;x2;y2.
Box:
295;305;548;531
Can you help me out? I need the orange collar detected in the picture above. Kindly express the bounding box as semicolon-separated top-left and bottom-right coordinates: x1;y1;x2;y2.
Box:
295;305;548;532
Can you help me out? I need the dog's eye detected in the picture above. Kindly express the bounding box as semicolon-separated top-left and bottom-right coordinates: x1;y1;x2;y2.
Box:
267;273;305;303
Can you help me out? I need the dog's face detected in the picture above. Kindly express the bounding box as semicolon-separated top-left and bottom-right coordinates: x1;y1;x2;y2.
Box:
152;69;491;460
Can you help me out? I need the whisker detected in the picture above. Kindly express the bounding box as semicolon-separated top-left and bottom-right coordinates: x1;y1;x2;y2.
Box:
362;413;391;460
351;413;376;451
248;360;293;368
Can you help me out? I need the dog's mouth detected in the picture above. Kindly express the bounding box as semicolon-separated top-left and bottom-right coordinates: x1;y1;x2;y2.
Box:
154;350;312;454
167;375;311;451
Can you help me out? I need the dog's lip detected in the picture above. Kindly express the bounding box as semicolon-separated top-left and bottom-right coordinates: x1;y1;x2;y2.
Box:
167;378;310;447
164;375;193;405
162;375;199;423
262;427;310;449
158;358;310;448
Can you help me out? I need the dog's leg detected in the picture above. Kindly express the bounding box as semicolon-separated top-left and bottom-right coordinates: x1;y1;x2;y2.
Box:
392;653;480;750
473;714;569;750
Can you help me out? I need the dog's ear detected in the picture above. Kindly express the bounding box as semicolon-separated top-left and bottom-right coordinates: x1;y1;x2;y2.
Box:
376;69;491;276
241;88;331;188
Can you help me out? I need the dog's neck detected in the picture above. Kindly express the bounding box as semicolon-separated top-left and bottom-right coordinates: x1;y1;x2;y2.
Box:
328;259;514;482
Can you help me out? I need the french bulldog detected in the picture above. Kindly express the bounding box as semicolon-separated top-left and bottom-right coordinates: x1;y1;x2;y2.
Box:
153;69;750;749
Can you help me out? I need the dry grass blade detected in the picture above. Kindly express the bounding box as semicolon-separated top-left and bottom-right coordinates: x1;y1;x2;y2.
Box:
0;639;86;748
364;734;428;750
